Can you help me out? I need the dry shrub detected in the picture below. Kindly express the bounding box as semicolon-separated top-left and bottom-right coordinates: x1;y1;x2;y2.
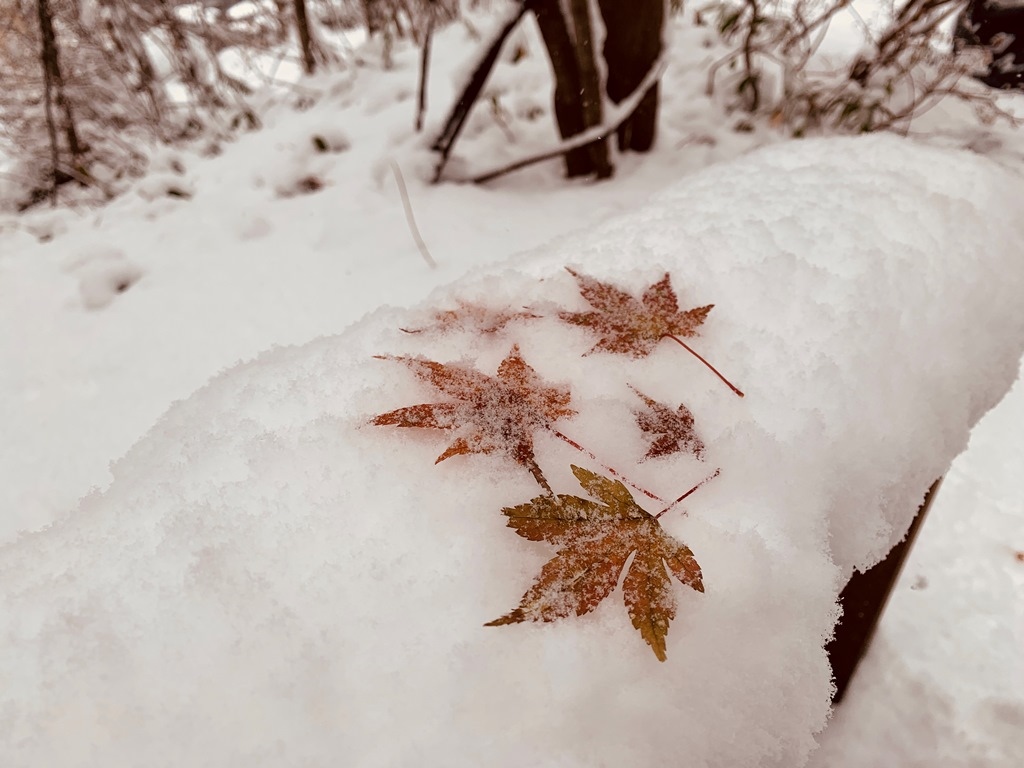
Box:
0;0;286;209
702;0;1014;134
0;0;469;208
362;0;459;42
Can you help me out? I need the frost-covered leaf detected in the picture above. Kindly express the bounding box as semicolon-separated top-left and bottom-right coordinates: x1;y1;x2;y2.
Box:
488;465;703;661
371;346;575;491
401;301;537;335
561;268;744;397
559;268;713;358
631;386;705;461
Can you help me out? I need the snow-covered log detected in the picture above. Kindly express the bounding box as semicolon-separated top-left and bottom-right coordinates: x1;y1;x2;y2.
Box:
2;134;1023;767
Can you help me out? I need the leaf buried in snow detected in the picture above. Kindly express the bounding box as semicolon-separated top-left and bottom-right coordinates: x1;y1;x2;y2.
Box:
559;268;713;358
487;465;703;661
630;386;705;461
400;301;538;335
371;346;575;491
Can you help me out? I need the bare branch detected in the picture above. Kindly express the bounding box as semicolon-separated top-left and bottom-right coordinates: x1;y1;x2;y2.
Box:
431;1;531;181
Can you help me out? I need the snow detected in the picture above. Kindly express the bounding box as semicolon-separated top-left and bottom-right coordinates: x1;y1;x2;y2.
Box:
0;16;770;541
813;370;1024;767
2;133;1023;767
1;8;1023;767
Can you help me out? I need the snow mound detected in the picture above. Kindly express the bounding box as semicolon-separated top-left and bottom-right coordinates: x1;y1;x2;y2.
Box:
67;248;145;310
2;135;1023;768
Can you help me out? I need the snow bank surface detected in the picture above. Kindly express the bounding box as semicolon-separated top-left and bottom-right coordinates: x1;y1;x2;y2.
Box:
2;135;1023;768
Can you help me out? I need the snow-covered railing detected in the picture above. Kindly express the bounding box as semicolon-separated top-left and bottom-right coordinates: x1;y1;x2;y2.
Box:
2;134;1023;767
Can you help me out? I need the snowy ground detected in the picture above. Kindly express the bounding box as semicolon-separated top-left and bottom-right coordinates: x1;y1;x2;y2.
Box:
1;6;1022;766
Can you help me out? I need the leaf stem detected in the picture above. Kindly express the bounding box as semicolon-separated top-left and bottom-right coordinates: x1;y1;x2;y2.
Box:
655;468;721;519
547;427;664;503
527;458;555;497
665;335;744;398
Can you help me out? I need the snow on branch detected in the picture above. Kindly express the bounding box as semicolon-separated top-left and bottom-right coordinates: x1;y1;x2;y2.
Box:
465;52;668;184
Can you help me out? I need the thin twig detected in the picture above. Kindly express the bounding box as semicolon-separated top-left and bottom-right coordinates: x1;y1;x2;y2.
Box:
655;468;721;519
490;95;518;142
55;163;107;196
416;4;434;132
389;160;437;269
740;0;762;112
547;426;664;503
843;3;877;45
665;335;744;398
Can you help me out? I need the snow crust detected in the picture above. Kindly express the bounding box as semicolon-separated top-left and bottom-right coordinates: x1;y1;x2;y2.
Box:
2;134;1024;767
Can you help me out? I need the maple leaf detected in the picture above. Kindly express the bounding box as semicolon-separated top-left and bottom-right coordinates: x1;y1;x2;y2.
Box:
560;268;713;358
371;346;575;491
487;465;703;661
401;301;537;335
630;386;705;461
560;268;744;397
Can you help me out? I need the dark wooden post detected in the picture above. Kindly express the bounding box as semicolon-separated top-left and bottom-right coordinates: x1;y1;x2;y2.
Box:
827;477;943;703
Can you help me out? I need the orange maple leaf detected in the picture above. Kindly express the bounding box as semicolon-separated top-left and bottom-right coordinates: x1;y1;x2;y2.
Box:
372;346;575;491
560;269;744;397
630;386;705;461
487;465;704;661
401;301;537;335
560;268;713;358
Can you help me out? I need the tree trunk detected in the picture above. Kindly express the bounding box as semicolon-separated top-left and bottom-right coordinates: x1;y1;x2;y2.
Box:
35;0;81;202
534;0;664;176
567;0;612;178
294;0;316;74
532;0;592;177
595;0;663;151
35;0;82;157
364;0;385;35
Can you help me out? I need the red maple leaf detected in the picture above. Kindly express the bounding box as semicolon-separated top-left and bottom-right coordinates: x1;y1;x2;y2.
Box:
560;268;743;397
560;268;712;357
401;301;537;335
371;346;575;491
630;386;705;461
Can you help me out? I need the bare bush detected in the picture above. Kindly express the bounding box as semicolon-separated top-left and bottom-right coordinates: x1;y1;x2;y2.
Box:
363;0;459;44
0;0;472;208
703;0;1014;134
2;0;1015;210
0;0;290;208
